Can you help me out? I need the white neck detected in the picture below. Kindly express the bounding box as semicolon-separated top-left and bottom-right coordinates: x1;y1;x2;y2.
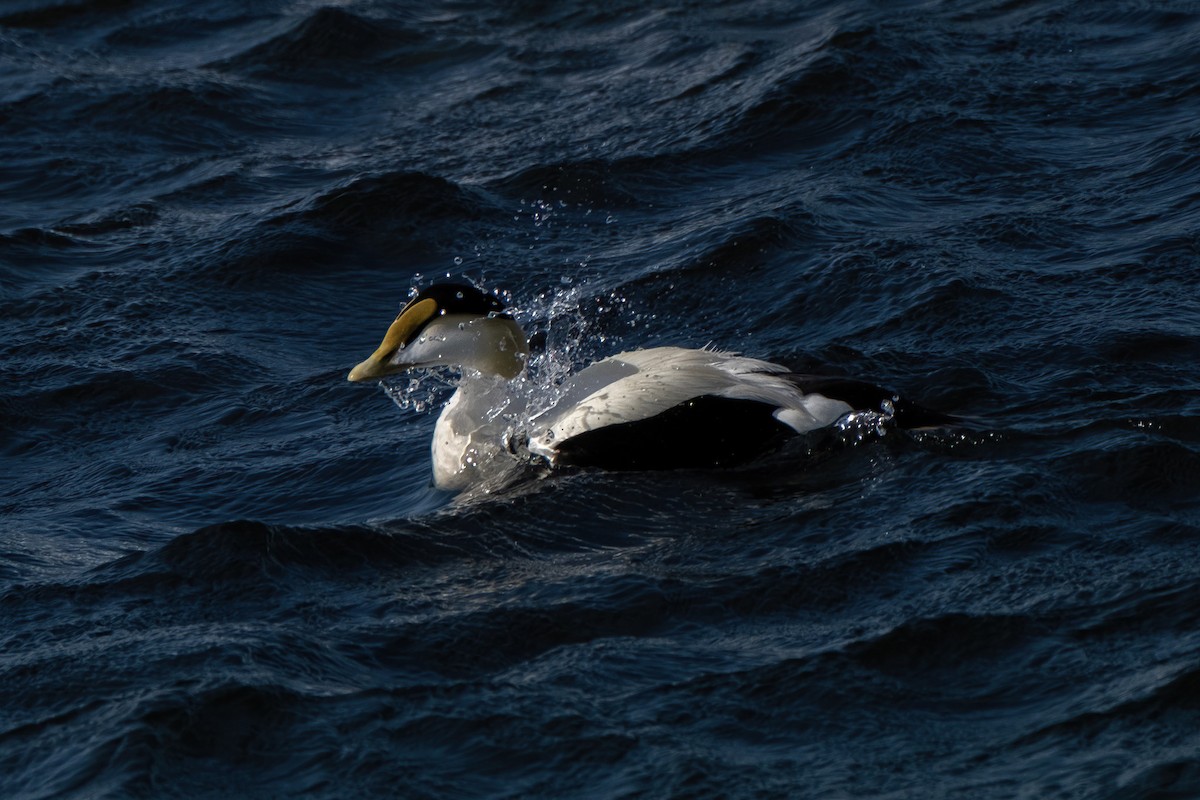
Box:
431;373;527;490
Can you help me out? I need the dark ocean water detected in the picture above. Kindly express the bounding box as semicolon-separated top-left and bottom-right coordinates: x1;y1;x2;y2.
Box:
3;0;1200;796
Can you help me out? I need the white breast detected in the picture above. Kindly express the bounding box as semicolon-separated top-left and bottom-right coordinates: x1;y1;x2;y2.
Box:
431;376;526;490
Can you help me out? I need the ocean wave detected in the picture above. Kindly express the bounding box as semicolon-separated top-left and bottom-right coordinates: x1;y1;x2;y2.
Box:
79;81;281;151
128;518;503;582
285;171;494;234
718;27;883;152
0;0;124;28
1012;661;1200;751
210;7;423;81
489;159;643;208
1063;440;1200;509
0;518;511;617
191;170;501;287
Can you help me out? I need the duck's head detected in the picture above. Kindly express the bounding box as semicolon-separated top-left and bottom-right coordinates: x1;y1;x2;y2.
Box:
347;283;528;382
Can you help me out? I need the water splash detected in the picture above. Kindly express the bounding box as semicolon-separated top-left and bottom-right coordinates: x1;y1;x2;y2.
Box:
834;397;898;443
381;369;455;415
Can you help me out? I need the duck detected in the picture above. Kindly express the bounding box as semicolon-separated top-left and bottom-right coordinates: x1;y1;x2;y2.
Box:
347;282;955;490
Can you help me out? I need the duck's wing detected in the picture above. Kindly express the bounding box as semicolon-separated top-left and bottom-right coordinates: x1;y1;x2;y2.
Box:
525;348;963;470
527;348;850;464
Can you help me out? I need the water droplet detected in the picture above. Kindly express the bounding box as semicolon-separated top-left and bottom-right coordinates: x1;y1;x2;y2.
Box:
453;256;463;265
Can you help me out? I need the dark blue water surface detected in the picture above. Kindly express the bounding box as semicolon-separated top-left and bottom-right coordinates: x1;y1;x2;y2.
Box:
4;0;1200;796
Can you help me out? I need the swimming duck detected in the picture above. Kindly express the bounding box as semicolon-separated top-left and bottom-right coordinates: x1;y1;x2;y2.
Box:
348;283;953;490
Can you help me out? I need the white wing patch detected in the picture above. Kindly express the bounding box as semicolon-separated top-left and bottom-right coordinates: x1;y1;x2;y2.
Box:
526;347;853;462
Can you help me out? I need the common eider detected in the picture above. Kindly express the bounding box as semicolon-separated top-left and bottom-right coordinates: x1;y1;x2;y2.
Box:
347;283;954;490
